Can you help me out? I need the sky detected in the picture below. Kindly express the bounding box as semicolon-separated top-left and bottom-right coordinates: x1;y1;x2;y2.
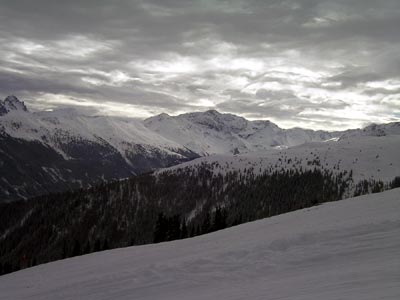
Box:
1;0;400;130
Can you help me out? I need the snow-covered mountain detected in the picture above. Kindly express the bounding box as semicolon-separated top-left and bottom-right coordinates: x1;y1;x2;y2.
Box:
144;109;339;155
1;95;399;202
0;96;198;201
339;122;400;139
0;96;193;160
1;188;399;299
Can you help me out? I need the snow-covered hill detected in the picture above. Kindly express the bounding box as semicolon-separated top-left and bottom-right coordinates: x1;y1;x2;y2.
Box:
340;122;400;139
1;188;399;300
162;134;400;188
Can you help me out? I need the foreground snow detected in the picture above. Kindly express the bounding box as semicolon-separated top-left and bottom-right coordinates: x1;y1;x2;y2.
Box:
1;189;399;300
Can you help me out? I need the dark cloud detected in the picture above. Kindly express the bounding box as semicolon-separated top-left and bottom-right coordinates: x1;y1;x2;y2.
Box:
0;0;399;129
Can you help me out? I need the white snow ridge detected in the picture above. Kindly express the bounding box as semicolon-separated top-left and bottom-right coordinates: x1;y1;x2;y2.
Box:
0;188;399;300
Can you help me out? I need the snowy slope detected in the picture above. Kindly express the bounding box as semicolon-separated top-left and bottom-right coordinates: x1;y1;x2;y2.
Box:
340;122;400;139
162;134;400;184
0;104;187;161
0;188;399;300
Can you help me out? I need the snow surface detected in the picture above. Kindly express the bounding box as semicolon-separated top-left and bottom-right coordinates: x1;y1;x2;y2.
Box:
1;188;399;300
162;134;400;183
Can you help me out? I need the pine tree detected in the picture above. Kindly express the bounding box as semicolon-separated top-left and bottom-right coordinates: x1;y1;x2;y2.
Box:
83;242;91;254
213;206;227;231
181;219;188;239
62;239;67;259
94;238;101;252
201;212;211;234
102;239;109;251
154;213;167;243
72;240;81;257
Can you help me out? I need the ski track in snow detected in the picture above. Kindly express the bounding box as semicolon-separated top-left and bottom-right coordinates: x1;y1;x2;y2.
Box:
1;188;399;300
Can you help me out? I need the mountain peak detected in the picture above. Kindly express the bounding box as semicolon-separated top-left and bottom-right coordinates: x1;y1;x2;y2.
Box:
5;95;20;102
156;112;170;119
0;95;28;115
144;112;171;124
204;109;221;116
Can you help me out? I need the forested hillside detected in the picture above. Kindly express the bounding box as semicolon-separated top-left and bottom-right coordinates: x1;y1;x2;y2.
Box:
1;188;400;300
1;162;399;275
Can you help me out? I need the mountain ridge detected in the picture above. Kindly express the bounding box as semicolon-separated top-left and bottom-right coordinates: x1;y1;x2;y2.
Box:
1;95;399;202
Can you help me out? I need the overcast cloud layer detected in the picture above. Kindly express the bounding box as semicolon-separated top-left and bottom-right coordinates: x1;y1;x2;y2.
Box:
1;0;400;129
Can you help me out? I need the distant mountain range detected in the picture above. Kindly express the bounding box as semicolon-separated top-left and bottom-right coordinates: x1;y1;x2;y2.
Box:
1;95;399;202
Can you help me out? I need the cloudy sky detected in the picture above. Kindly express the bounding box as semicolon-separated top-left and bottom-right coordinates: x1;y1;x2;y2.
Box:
1;0;400;129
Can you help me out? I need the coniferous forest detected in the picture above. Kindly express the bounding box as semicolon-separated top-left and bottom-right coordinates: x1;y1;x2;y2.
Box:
0;163;399;276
